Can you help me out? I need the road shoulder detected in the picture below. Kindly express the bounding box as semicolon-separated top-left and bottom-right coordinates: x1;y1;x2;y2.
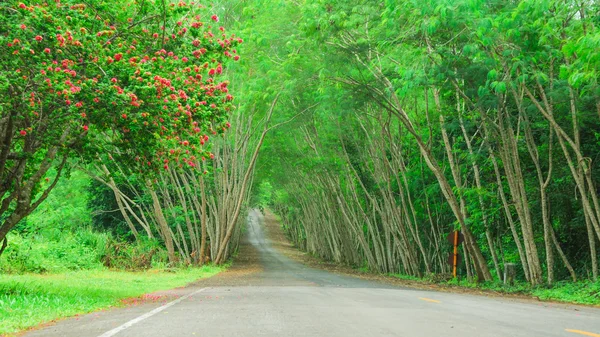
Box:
260;209;600;309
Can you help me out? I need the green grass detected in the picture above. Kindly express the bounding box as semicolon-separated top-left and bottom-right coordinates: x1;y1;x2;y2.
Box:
388;273;426;282
0;266;223;336
444;279;600;305
388;274;600;306
532;281;600;305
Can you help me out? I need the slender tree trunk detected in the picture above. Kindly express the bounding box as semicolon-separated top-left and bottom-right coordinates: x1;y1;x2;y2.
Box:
146;180;176;265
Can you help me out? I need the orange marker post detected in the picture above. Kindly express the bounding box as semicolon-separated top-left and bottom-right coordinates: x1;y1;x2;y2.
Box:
447;230;464;279
452;230;458;278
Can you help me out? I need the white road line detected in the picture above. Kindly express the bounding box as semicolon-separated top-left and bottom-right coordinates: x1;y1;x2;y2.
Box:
97;287;209;337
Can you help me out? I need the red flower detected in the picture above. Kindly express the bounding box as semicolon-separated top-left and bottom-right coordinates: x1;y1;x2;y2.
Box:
20;24;26;29
114;53;122;61
44;48;51;53
226;94;233;101
111;78;117;83
18;3;26;9
35;35;43;41
211;15;218;22
121;114;127;119
93;97;100;103
75;101;83;108
82;125;89;131
153;33;159;38
234;55;240;61
20;130;27;136
208;69;216;76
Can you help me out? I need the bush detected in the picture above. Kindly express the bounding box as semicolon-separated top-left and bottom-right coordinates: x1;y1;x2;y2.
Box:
0;229;108;273
0;229;172;274
101;238;169;270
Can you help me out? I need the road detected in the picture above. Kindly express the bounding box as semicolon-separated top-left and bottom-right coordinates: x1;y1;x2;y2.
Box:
26;209;600;337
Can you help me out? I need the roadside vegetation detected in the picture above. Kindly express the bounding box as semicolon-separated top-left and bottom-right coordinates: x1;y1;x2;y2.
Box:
1;1;600;335
241;0;600;293
0;0;258;334
390;276;600;306
0;266;223;336
0;171;226;335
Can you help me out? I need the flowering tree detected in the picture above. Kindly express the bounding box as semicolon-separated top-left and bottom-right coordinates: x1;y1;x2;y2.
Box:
0;0;241;253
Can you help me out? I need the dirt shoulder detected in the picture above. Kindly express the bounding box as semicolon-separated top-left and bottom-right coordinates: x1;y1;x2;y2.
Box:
260;209;600;308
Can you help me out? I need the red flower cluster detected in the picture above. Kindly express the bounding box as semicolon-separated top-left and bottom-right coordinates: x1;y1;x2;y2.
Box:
9;0;241;173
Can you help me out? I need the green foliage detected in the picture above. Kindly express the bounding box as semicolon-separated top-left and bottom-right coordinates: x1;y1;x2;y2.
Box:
444;279;600;306
0;229;170;273
388;274;600;305
0;0;241;248
102;237;169;270
253;181;273;210
2;0;238;166
18;171;92;235
388;273;425;282
532;281;600;305
87;177;135;239
236;0;600;285
0;230;107;273
0;266;223;335
0;170;171;273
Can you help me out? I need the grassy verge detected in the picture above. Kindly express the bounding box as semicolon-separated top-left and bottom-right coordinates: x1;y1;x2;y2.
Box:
0;266;223;336
389;274;600;306
532;281;600;305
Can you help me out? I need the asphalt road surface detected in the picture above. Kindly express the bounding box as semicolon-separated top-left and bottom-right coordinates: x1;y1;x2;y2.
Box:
26;209;600;337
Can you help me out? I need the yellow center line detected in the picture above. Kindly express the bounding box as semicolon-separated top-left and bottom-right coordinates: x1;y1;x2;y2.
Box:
566;329;600;337
418;297;441;304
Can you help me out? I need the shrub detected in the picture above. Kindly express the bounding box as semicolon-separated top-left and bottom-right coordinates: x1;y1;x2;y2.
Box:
101;237;169;270
0;230;107;273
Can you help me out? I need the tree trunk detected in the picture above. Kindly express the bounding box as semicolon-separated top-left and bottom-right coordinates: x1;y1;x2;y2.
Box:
147;180;177;265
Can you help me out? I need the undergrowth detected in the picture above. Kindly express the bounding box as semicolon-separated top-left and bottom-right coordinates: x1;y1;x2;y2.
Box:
0;230;169;273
